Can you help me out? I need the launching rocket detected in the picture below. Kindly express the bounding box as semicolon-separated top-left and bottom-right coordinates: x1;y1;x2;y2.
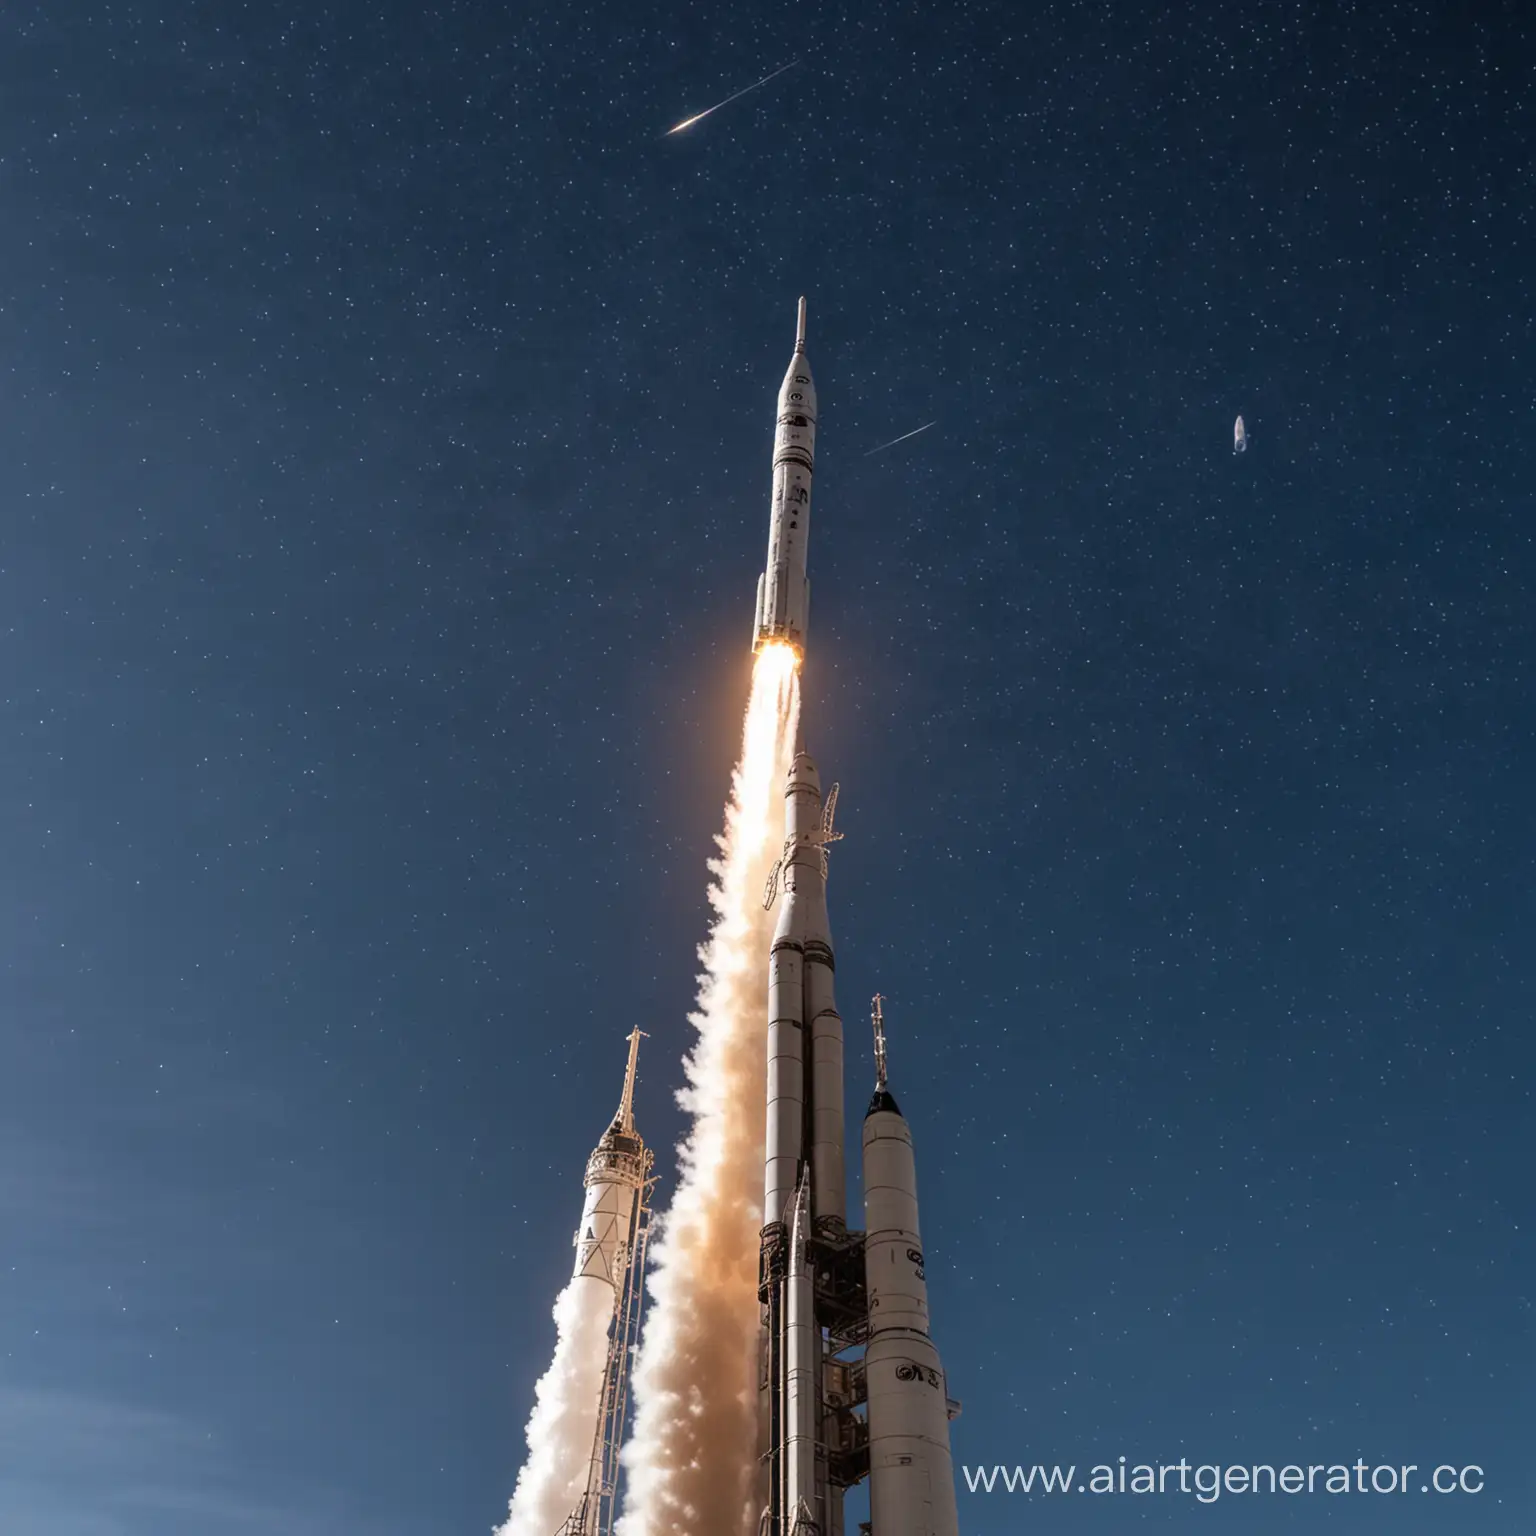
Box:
756;301;960;1536
752;297;816;656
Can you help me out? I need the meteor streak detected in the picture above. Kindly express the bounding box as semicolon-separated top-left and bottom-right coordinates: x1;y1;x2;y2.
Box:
863;420;937;457
664;60;800;136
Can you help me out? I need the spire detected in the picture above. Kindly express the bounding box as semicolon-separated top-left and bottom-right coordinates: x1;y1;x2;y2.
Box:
794;295;807;354
617;1027;646;1133
871;993;888;1092
866;994;901;1118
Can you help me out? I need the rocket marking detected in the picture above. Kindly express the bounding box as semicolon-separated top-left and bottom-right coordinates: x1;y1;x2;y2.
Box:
863;420;937;457
664;60;800;136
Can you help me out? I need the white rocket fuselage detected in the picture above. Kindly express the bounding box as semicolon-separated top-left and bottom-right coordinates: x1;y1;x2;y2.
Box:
564;1131;641;1526
753;297;816;656
764;751;846;1232
764;748;846;1536
862;1088;960;1536
573;1143;641;1291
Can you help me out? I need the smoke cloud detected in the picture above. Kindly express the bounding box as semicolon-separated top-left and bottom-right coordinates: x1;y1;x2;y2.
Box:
497;1275;616;1536
617;647;801;1536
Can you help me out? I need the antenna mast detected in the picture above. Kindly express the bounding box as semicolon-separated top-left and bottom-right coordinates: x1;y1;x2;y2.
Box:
871;994;888;1092
617;1026;646;1132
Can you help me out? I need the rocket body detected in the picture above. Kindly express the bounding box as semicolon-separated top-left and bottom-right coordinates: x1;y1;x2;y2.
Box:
762;748;846;1536
764;751;845;1232
753;297;816;656
862;1084;960;1536
563;1112;647;1533
573;1135;642;1290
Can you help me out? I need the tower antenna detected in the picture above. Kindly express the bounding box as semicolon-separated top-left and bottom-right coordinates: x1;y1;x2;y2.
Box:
617;1026;646;1132
871;993;888;1093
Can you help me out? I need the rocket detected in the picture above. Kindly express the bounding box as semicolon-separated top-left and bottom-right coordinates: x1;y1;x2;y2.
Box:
862;998;961;1536
752;297;816;655
755;301;959;1536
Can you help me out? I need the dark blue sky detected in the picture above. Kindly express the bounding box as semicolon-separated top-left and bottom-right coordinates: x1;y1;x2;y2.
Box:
2;2;1530;1532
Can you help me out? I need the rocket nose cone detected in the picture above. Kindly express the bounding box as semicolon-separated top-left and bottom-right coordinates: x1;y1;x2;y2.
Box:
780;355;816;408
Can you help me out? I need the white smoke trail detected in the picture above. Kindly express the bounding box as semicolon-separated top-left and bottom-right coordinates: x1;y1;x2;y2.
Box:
617;646;801;1536
496;1275;616;1536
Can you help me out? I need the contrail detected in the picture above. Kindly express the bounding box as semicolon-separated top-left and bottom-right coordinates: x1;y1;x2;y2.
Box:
496;1277;615;1536
618;644;801;1536
664;60;800;136
863;420;936;457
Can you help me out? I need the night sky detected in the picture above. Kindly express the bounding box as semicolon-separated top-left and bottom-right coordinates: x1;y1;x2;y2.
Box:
2;3;1531;1533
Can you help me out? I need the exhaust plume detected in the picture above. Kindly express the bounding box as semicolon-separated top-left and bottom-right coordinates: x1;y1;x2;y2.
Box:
618;645;801;1536
497;1275;616;1536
